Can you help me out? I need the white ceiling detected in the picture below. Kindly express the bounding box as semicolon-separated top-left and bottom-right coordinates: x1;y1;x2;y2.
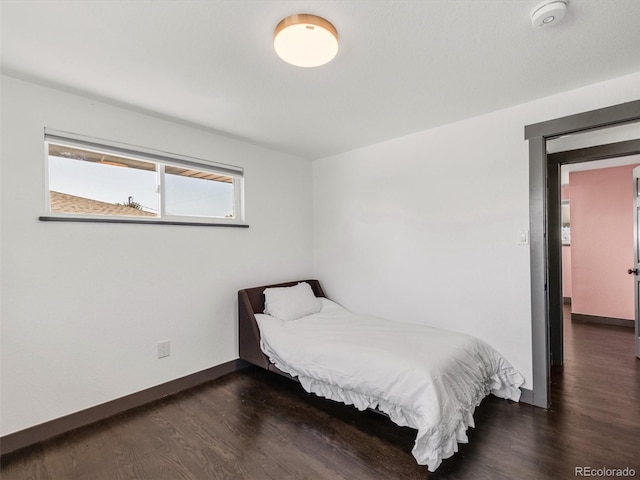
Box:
1;0;639;159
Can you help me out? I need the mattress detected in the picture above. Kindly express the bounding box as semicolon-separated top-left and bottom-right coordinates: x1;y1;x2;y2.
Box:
255;298;525;471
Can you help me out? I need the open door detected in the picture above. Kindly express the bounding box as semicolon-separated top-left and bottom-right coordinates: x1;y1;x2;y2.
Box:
633;166;640;359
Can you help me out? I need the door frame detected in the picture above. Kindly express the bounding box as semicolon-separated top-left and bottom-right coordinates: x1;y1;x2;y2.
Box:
547;140;640;363
525;99;640;409
634;166;640;359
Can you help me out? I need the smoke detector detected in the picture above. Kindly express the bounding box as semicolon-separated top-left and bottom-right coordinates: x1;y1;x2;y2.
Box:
530;0;568;28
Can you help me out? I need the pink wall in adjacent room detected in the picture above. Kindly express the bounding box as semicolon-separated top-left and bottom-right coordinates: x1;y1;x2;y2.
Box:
570;164;639;320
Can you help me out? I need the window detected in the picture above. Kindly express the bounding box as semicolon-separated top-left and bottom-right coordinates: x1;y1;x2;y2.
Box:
43;129;245;226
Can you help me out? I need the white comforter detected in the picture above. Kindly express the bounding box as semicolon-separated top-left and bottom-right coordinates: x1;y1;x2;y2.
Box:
255;298;524;471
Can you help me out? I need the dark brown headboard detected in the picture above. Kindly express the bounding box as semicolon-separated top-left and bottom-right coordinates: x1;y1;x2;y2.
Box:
238;280;326;370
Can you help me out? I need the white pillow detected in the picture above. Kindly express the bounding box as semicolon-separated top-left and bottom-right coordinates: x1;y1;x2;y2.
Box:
263;282;322;321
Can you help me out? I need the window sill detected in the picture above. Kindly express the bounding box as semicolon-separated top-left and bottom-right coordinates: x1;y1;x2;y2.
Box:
39;216;249;228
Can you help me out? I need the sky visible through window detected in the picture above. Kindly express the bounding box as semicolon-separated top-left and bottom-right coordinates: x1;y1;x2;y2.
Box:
48;155;234;218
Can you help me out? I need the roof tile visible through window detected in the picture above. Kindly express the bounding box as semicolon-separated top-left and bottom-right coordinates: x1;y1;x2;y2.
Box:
50;191;157;217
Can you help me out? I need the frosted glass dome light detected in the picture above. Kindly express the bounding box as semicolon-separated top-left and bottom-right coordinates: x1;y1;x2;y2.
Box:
274;14;339;68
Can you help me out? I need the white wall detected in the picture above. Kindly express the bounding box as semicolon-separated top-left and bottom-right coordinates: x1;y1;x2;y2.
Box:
313;72;640;390
3;71;638;436
0;76;314;435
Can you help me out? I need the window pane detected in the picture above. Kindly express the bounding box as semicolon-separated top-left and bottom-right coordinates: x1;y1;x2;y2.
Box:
164;166;235;218
48;143;158;217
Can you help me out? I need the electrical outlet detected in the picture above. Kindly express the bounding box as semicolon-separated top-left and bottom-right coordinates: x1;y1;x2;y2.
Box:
157;340;170;359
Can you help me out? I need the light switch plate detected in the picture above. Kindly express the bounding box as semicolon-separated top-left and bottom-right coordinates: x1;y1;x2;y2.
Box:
157;340;170;359
519;230;529;245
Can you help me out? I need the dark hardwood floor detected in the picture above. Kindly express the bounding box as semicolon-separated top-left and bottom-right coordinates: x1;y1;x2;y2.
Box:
2;308;639;479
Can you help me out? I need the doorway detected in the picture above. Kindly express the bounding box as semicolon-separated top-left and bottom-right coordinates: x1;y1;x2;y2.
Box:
559;159;640;332
525;100;640;408
548;142;640;370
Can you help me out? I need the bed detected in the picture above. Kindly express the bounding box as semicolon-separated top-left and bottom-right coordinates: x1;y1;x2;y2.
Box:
238;280;524;471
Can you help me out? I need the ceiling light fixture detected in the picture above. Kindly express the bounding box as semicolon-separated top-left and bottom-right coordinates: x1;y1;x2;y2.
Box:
530;0;568;28
274;14;339;67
